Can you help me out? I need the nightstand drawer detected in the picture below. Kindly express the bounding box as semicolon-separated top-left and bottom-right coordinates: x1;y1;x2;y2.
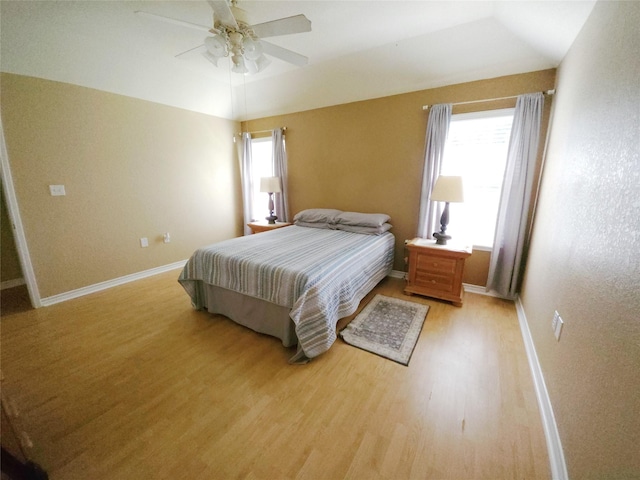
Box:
416;254;457;275
415;272;454;292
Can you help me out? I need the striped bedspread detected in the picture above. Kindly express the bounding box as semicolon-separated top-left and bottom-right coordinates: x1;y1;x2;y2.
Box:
178;226;395;359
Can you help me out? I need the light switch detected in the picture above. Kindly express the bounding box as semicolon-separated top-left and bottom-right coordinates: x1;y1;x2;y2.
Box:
49;185;66;196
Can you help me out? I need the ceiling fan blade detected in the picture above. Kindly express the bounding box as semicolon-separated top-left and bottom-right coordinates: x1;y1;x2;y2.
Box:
135;11;211;33
261;41;308;67
207;0;238;29
251;14;311;38
176;44;206;58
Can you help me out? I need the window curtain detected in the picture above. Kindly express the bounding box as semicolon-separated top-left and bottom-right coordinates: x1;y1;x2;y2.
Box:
487;92;544;298
417;104;452;238
271;128;290;222
240;132;254;236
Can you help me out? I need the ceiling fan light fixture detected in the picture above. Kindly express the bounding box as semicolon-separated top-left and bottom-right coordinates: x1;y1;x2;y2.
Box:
204;34;228;57
255;54;271;71
202;50;221;66
231;54;248;74
245;54;271;75
242;36;263;60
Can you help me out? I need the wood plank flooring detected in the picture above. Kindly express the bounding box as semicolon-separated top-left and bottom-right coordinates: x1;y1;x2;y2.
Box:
0;271;550;479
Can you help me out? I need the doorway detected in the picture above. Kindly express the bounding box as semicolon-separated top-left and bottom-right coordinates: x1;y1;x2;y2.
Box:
0;116;40;310
1;182;31;314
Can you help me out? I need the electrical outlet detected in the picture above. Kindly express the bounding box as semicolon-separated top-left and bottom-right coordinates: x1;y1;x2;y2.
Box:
163;232;171;244
49;184;66;196
140;237;149;248
552;310;564;341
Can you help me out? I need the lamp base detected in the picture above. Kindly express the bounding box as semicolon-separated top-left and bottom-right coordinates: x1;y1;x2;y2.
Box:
433;201;451;245
266;192;278;224
433;232;451;245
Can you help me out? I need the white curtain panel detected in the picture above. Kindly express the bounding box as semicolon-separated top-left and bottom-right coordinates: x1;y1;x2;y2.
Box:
240;132;254;235
272;128;290;222
487;92;544;298
417;104;453;238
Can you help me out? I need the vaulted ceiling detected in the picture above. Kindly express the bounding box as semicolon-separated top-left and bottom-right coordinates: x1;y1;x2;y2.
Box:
1;1;596;120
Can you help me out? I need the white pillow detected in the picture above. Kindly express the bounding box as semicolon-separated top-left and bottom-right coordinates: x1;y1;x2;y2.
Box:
336;211;391;228
293;208;343;224
336;223;393;235
294;221;335;230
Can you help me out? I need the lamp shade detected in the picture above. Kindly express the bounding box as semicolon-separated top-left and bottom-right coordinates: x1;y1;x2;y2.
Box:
242;37;263;61
231;54;248;74
431;175;464;203
260;176;281;193
245;54;271;74
204;34;227;57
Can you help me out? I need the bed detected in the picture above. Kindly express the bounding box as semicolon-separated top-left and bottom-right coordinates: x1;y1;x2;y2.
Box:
178;209;395;362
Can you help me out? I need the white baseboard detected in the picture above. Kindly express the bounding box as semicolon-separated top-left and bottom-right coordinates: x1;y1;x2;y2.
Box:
463;283;501;297
1;277;26;290
390;278;502;295
389;269;406;279
40;260;187;307
515;297;568;480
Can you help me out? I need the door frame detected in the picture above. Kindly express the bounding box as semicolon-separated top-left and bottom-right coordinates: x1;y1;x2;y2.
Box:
0;114;41;308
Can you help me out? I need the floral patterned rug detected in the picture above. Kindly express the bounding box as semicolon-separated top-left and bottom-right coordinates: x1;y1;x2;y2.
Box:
339;294;429;366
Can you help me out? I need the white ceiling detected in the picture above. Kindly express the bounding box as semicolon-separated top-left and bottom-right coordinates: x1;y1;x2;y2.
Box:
1;1;596;121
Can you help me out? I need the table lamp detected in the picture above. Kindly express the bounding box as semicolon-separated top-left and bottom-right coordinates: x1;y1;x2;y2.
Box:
260;176;282;224
431;175;464;245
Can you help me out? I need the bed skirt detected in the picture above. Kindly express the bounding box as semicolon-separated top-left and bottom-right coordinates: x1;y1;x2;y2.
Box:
203;283;297;347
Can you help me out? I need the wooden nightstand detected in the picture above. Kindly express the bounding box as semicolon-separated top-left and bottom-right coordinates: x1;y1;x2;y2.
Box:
404;238;472;307
247;221;292;234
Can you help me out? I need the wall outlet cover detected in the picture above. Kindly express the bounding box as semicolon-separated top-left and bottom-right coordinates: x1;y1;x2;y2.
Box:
49;185;66;196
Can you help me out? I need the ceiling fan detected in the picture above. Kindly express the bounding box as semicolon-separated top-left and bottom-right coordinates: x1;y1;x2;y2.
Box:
136;0;312;75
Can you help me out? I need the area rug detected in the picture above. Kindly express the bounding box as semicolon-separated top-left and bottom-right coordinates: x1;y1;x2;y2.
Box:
339;294;429;366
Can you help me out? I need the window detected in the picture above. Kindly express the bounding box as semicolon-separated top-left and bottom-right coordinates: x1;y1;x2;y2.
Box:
250;137;273;221
440;109;514;248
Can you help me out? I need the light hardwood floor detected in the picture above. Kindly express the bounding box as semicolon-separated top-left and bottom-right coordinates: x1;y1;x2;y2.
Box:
0;271;550;479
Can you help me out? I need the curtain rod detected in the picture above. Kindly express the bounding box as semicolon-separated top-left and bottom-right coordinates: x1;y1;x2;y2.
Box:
236;127;287;136
421;89;555;110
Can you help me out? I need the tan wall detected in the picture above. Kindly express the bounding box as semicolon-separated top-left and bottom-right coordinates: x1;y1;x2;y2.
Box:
1;74;241;299
1;182;23;283
243;70;556;282
521;1;640;477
